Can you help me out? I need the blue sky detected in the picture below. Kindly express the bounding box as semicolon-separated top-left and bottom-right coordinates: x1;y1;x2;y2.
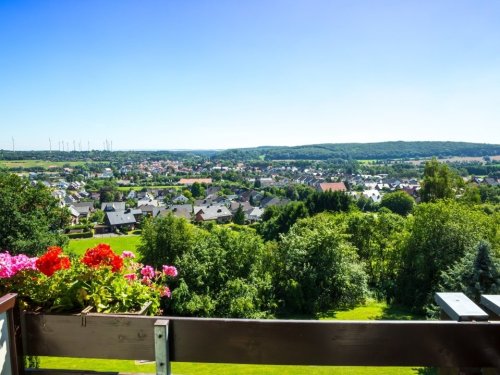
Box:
0;0;499;150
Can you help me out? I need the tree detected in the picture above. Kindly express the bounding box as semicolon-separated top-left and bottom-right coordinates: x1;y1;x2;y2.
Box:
170;226;275;318
233;205;245;225
342;211;407;298
380;191;415;216
138;214;195;267
258;202;309;241
190;182;205;199
420;158;461;202
396;200;497;311
274;214;368;314
439;240;500;303
0;172;69;255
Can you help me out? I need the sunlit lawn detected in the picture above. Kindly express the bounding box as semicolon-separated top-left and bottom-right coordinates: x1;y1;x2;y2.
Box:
67;235;142;256
38;300;426;374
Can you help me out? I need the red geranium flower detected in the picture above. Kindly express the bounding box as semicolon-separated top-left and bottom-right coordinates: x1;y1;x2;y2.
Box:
82;244;123;272
36;246;71;277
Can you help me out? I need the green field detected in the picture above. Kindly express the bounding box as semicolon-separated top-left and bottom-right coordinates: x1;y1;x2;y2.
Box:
38;300;426;374
0;160;106;169
117;185;180;191
66;235;142;256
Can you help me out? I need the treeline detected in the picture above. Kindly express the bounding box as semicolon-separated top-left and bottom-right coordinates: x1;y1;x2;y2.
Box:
217;141;500;161
139;198;499;318
2;141;499;165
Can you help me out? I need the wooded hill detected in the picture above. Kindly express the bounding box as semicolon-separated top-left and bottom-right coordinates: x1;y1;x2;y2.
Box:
1;141;499;162
216;141;500;161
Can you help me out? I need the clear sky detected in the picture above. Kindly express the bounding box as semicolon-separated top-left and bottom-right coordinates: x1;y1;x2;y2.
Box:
0;0;499;151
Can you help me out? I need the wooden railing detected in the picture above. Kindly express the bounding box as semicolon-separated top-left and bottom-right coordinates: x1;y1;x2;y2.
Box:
3;293;500;374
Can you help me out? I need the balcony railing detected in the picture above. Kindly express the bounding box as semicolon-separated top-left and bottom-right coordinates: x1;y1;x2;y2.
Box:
1;292;499;375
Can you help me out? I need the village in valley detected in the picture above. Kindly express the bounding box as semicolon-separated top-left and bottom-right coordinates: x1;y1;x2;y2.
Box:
5;147;497;237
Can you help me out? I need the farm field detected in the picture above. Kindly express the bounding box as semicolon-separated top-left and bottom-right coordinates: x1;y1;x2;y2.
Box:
38;300;426;375
66;235;142;256
0;159;106;169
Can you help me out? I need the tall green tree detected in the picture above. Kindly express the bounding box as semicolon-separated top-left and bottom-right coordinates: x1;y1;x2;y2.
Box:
396;200;497;311
420;158;461;202
233;205;245;225
274;214;368;314
138;214;195;267
438;240;500;303
0;172;69;255
380;191;415;216
170;226;275;318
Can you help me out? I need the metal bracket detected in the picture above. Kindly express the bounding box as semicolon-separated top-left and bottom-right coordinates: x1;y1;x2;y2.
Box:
154;319;170;375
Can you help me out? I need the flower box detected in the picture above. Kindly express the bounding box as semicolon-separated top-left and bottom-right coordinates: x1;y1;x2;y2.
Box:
0;244;177;316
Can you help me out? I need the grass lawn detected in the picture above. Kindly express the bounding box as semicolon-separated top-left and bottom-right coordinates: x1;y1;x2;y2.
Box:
38;300;426;375
66;235;142;256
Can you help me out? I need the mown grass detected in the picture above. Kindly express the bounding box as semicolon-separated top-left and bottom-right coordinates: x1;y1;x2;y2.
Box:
38;300;425;374
66;235;142;256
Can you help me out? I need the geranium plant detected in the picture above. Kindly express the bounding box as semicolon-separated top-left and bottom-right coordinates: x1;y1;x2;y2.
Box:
0;244;177;315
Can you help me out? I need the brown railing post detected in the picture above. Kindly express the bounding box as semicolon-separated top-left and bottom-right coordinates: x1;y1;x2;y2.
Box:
435;292;493;375
0;293;24;375
154;319;170;375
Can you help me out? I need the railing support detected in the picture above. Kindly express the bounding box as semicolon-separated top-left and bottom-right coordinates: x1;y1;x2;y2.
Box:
154;319;170;375
0;293;23;375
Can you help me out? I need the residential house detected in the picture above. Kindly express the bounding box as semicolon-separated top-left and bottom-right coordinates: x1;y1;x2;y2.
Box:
179;178;212;186
194;205;232;223
316;182;347;193
247;207;264;223
161;204;193;220
101;202;126;212
260;196;290;208
172;194;189;204
72;202;94;220
105;210;137;231
138;204;164;218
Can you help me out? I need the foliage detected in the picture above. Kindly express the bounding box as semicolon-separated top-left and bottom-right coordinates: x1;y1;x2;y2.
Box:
380;191;415;216
306;191;352;215
170;226;275;318
138;215;195;267
0;172;70;255
190;182;205;198
232;205;245;225
0;245;177;314
419;158;461;203
438;240;500;303
258;202;309;241
274;214;369;314
396;200;498;311
340;212;407;298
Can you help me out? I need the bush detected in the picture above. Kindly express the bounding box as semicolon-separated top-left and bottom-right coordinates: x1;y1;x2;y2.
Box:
67;231;94;239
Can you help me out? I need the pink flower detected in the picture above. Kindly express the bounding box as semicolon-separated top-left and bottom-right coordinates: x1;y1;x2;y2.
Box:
160;286;171;298
141;276;152;286
0;252;38;278
121;251;135;259
140;265;155;278
162;265;178;277
124;273;137;281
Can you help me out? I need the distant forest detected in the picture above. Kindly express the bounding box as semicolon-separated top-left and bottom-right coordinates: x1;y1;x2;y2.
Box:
0;141;499;162
217;141;500;161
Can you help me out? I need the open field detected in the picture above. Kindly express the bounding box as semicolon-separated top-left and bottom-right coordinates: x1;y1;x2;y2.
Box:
38;300;426;374
66;235;142;256
0;160;106;169
117;185;180;191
